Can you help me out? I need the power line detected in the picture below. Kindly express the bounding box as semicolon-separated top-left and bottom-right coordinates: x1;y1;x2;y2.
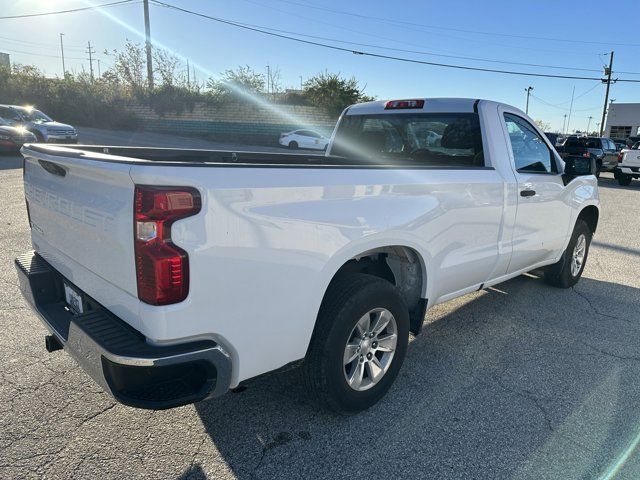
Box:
269;0;640;48
0;0;138;20
151;1;640;83
0;35;86;51
529;93;600;112
558;83;602;105
241;0;640;75
240;0;597;58
0;46;85;61
226;20;640;76
226;22;609;74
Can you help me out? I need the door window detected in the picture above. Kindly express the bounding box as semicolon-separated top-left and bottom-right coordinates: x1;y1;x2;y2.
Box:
0;107;21;123
504;113;557;173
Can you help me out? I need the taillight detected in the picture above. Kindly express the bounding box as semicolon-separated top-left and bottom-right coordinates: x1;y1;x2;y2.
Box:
134;185;201;305
618;152;623;163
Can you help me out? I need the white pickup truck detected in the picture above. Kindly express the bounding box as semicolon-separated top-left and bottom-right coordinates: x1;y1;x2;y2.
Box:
16;98;600;413
615;142;640;186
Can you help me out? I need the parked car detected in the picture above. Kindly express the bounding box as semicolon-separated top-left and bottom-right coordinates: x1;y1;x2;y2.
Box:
0;105;77;144
544;132;559;146
279;129;329;150
15;98;599;413
555;136;618;177
612;140;628;151
614;141;640;186
0;117;36;153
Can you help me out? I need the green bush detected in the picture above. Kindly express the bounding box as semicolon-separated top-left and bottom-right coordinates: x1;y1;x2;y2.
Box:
0;65;139;129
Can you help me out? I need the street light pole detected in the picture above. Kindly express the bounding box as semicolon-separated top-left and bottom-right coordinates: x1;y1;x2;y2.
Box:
525;86;533;114
587;116;593;134
562;114;567;135
59;33;66;76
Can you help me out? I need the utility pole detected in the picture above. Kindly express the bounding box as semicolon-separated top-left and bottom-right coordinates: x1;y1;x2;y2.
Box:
97;59;101;78
587;116;593;134
300;75;303;90
562;114;567;135
599;51;614;136
186;59;190;89
86;41;95;81
525;86;533;114
143;0;154;89
59;33;66;76
566;85;575;135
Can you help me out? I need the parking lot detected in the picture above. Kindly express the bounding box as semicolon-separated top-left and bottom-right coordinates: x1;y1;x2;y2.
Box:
1;140;640;479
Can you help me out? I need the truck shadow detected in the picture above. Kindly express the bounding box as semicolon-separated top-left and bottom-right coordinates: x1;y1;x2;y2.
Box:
597;175;639;191
191;274;640;479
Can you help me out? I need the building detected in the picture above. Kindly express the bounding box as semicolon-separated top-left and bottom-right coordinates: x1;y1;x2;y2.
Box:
0;53;9;69
604;103;640;140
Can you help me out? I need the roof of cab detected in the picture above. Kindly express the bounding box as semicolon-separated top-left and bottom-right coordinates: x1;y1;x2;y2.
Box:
345;98;480;115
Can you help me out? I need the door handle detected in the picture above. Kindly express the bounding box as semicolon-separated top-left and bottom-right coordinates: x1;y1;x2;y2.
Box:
520;189;536;197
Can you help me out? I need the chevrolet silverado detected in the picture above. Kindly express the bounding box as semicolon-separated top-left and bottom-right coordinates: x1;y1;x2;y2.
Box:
15;98;599;413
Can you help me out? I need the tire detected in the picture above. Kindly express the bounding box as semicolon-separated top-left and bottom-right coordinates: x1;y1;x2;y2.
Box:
544;219;592;288
302;274;410;414
595;161;602;178
618;174;632;186
32;130;45;143
288;141;298;150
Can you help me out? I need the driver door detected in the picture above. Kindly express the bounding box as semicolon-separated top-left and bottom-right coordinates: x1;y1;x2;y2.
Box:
501;111;572;273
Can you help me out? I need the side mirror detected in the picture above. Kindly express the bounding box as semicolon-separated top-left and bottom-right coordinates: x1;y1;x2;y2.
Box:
563;155;596;180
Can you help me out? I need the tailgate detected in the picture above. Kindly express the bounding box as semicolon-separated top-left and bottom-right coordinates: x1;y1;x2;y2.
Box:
23;147;137;297
623;150;640;167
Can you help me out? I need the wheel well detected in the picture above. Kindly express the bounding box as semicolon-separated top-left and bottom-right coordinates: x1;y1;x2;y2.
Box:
578;206;599;234
329;246;426;334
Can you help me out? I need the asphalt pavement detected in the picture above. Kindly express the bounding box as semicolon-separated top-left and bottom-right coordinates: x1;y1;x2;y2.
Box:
1;136;640;479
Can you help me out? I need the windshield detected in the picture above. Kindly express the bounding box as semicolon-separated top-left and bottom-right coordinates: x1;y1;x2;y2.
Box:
331;112;484;167
19;108;52;123
0;117;9;126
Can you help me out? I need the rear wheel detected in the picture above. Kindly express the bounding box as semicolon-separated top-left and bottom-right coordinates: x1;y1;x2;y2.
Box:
544;219;591;288
302;274;409;414
288;141;298;150
618;174;632;186
595;161;602;178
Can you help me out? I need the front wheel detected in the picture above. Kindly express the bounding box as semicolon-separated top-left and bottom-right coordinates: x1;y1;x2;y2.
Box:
544;219;592;288
32;130;45;143
618;174;632;186
302;274;410;414
288;141;298;150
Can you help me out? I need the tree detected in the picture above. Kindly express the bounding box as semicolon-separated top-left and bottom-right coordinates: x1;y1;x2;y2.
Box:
303;72;374;115
534;119;552;132
153;48;183;87
206;65;265;103
109;39;146;91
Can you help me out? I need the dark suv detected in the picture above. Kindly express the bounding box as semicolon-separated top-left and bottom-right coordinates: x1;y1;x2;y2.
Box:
556;136;618;177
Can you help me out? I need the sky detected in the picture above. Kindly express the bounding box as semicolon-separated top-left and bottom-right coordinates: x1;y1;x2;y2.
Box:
2;0;640;132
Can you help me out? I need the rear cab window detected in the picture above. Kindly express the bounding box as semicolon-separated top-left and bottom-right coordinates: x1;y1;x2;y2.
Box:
331;113;485;167
504;113;558;174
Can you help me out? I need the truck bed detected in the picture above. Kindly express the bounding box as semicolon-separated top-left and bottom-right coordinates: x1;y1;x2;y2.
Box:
23;144;490;169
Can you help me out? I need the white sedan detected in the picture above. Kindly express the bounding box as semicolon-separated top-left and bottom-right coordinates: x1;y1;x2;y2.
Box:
279;129;329;150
